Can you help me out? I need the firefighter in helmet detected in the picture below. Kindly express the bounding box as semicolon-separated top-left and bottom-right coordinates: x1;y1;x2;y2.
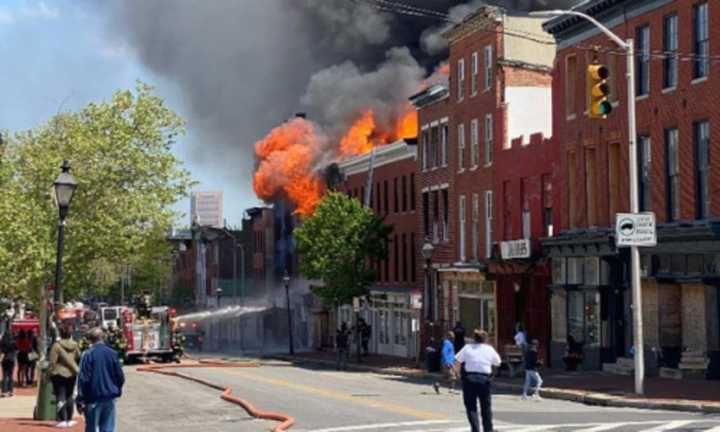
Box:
170;317;185;363
106;321;128;363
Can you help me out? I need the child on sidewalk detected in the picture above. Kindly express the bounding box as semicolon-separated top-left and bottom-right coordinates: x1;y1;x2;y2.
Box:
522;339;543;401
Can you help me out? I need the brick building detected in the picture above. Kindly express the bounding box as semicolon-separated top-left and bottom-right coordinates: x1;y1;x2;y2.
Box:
493;132;560;362
411;5;555;352
335;140;422;359
541;0;720;375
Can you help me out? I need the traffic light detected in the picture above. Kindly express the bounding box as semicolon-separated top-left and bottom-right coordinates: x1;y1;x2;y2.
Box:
586;63;612;119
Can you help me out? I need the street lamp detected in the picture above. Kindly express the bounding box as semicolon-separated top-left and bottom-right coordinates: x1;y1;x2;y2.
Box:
530;9;644;395
53;160;78;311
37;161;77;420
216;287;223;308
283;270;294;355
421;242;435;322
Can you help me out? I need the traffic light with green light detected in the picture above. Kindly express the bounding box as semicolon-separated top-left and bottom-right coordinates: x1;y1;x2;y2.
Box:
586;63;612;119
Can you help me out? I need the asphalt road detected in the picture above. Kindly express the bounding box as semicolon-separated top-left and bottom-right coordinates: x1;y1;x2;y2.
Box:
119;360;720;432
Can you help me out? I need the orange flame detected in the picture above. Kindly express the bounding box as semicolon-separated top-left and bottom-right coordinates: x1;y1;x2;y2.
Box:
253;105;419;216
339;106;417;157
339;110;376;156
252;118;325;216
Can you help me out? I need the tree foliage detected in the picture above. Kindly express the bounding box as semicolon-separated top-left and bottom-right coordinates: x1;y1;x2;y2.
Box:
294;192;392;307
0;82;194;302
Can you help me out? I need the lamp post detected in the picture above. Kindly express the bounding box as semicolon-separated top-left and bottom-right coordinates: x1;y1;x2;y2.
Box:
36;161;77;420
53;160;78;314
216;287;223;308
283;270;294;355
530;9;644;395
421;241;435;332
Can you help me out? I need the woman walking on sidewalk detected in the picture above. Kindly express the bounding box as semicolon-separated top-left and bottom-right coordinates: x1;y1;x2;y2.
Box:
49;324;81;428
455;329;501;432
0;330;18;397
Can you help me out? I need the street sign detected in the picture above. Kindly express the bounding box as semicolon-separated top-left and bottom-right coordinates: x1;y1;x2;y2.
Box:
615;212;656;247
500;239;531;259
352;297;360;313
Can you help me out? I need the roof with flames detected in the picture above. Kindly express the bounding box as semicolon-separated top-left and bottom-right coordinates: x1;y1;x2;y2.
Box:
335;139;417;177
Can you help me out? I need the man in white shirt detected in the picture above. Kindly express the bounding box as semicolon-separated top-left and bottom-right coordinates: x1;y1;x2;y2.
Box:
454;329;501;432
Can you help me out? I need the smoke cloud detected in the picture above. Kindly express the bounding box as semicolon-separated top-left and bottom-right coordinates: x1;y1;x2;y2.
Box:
98;1;579;215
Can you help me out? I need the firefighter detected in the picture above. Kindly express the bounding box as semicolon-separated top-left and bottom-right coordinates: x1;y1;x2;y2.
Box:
106;322;127;364
171;328;186;363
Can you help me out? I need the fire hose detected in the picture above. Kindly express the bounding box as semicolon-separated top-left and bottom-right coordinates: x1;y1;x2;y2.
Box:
137;359;295;431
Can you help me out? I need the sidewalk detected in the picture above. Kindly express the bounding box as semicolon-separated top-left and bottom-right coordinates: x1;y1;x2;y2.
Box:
0;384;84;432
269;351;720;414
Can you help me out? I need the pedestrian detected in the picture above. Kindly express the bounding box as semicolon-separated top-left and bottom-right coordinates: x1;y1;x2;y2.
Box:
26;330;39;386
434;331;456;394
452;321;466;353
76;327;125;432
0;330;18;397
16;329;30;387
454;329;501;432
358;318;371;356
514;324;528;352
335;322;349;370
49;324;81;428
522;339;543;401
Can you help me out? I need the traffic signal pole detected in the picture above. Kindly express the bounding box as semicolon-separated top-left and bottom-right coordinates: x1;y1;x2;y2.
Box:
531;9;644;395
625;38;645;395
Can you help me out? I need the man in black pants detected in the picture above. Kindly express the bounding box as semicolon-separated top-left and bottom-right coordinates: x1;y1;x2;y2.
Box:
454;329;501;432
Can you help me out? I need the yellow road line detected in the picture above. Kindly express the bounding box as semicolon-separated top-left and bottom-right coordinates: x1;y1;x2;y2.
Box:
221;369;447;421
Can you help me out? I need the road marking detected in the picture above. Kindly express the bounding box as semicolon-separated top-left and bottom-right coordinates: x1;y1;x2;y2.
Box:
573;424;637;432
221;369;448;421
309;420;463;432
704;426;720;432
637;420;696;431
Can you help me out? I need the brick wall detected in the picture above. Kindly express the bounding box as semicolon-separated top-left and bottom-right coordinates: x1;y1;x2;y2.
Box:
551;0;720;231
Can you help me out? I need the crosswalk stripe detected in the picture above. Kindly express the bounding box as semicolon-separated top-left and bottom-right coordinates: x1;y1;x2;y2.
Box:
309;420;460;432
638;420;696;431
701;426;720;432
573;424;634;432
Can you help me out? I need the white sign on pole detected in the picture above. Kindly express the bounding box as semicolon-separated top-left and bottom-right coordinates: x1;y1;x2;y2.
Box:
352;297;360;312
615;212;656;247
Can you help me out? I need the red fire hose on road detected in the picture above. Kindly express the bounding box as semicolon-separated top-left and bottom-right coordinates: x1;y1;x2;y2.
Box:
137;360;295;431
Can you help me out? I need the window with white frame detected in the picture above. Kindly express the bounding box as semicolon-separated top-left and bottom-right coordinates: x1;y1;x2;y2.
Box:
484;114;493;165
458;58;465;101
472;193;479;260
484;45;493;90
470;119;479;167
663;14;678;89
484;191;493;258
459;195;466;261
471;52;478;96
441;123;449;167
458;123;465;171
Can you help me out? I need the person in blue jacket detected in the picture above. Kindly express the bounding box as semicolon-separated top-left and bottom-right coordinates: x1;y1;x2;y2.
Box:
433;331;457;394
76;327;125;432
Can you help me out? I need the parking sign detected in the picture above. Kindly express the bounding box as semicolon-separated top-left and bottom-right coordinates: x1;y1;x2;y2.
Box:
615;213;657;247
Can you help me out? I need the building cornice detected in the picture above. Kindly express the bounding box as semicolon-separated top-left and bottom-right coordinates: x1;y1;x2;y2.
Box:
443;6;503;44
337;140;417;177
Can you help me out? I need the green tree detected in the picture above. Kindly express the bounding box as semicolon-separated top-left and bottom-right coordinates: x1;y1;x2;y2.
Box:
294;192;392;308
0;82;194;302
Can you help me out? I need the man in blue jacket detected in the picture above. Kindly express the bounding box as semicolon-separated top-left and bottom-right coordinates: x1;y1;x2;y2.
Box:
433;331;457;394
77;327;125;432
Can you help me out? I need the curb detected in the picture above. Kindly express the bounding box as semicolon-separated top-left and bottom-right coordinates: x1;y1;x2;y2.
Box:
269;355;720;415
138;360;295;431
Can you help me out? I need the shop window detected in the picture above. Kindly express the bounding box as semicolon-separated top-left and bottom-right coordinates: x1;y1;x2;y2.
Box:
567;290;585;344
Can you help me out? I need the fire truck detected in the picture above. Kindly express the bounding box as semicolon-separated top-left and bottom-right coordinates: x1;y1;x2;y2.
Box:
121;305;178;363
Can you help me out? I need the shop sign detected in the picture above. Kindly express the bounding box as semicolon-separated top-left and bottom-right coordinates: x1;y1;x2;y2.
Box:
500;239;531;259
615;212;656;247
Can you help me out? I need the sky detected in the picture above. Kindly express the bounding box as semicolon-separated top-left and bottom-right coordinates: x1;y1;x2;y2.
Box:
0;0;255;227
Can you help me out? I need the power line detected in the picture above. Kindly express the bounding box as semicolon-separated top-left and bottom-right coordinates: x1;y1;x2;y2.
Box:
352;0;720;65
